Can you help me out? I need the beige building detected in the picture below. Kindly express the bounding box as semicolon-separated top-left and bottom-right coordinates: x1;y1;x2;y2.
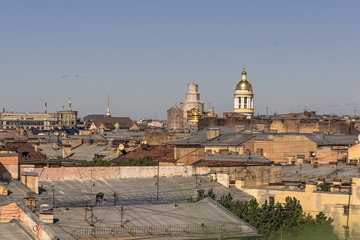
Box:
348;142;360;163
0;99;77;131
235;178;360;239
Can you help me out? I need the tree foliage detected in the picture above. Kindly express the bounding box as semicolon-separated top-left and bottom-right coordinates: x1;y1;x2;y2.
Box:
188;188;216;202
189;189;338;240
318;182;331;192
78;157;156;167
226;196;338;240
114;157;156;166
78;157;111;167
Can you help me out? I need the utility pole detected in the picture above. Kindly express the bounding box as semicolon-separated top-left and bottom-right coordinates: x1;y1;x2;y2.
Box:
120;206;125;226
51;184;55;208
344;179;352;240
113;192;117;206
279;205;283;240
195;165;198;188
85;204;96;226
90;169;94;205
85;204;88;221
156;160;160;204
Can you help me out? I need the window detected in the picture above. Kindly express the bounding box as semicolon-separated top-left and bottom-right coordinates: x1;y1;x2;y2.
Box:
244;98;247;109
239;98;241;108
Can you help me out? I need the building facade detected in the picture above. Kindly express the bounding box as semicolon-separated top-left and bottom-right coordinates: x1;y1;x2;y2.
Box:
0;99;78;131
180;83;204;122
167;83;204;131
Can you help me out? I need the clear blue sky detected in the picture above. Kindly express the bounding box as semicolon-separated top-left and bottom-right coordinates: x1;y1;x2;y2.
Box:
1;0;359;119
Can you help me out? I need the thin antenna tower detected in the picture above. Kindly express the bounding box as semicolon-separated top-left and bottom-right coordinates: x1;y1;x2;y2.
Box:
156;160;160;204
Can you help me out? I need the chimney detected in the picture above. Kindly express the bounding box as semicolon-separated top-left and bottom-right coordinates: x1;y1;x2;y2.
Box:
52;143;59;150
206;128;220;141
62;144;72;158
33;143;40;152
244;149;251;155
19;128;26;136
256;148;263;156
219;149;230;156
234;125;245;133
0;182;8;196
39;209;54;223
21;172;39;194
24;191;36;211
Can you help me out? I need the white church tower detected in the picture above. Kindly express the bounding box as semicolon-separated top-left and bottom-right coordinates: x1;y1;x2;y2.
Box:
233;66;254;118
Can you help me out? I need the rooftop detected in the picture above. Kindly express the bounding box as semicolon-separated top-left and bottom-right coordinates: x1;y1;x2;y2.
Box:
39;176;253;207
47;198;259;239
282;163;360;181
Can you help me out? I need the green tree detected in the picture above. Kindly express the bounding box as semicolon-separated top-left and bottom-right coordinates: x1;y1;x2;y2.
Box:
215;194;338;240
114;157;155;166
78;157;111;167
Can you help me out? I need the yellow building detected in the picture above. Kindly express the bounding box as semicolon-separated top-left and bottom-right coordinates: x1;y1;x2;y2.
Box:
348;142;360;163
236;178;360;239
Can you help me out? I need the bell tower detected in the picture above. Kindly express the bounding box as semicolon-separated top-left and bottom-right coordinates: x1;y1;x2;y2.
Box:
233;66;254;118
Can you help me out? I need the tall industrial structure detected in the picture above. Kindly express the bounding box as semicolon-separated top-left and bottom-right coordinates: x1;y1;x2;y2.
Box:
167;83;204;131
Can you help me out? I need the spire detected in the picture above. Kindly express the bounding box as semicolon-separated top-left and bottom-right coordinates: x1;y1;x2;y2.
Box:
68;97;72;111
242;64;247;80
106;93;111;117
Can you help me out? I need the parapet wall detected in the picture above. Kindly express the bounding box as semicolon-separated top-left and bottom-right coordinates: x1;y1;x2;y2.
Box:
24;166;196;181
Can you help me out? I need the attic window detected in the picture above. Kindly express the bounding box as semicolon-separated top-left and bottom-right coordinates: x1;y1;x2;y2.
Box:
22;152;30;158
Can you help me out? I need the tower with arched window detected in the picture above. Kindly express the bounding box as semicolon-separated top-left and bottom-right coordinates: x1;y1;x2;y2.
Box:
233;67;254;118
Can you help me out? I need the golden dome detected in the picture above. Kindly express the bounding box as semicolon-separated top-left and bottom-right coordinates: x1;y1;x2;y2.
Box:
235;69;252;91
236;80;252;91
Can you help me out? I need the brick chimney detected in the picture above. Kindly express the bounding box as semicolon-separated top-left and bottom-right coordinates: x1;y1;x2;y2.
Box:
24;191;36;211
256;148;263;156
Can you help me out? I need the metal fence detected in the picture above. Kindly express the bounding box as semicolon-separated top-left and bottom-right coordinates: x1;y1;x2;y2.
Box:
71;222;243;238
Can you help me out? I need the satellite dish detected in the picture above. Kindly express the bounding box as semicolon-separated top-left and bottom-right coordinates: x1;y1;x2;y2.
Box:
119;144;124;151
